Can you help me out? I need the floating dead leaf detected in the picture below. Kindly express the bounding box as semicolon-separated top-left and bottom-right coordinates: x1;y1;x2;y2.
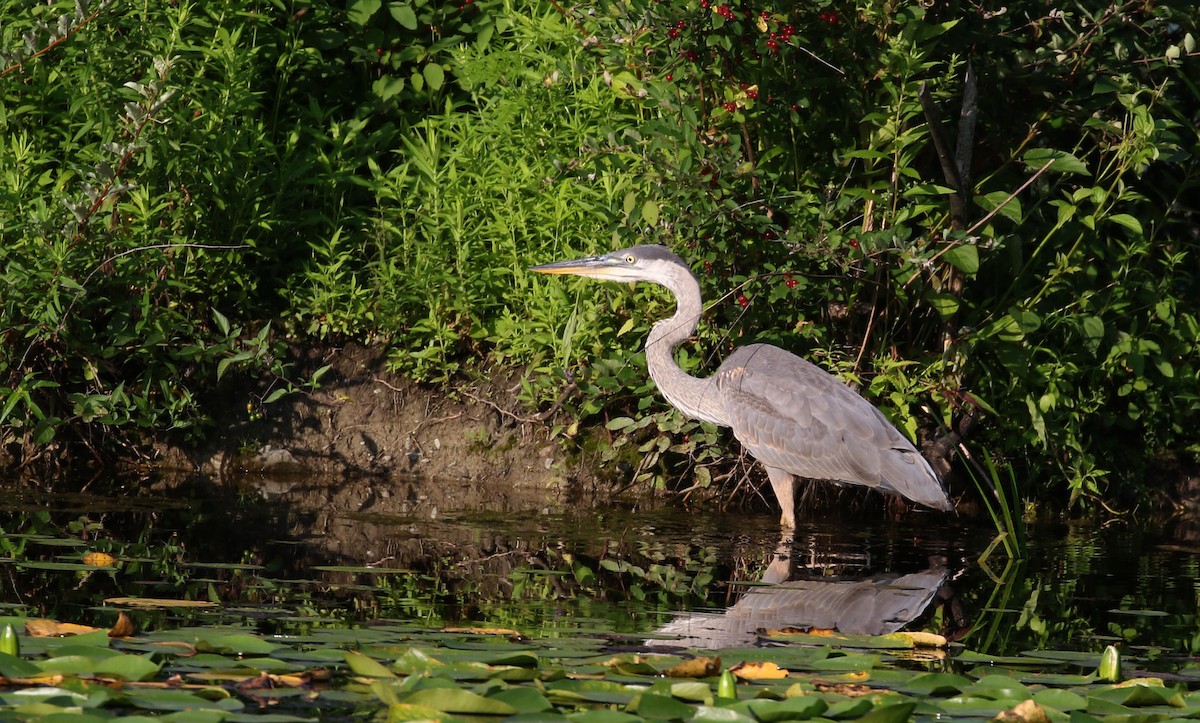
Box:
25;619;100;637
236;672;310;693
731;661;788;680
109;612;135;638
993;699;1051;723
666;656;721;678
888;631;947;648
105;597;219;609
82;551;118;568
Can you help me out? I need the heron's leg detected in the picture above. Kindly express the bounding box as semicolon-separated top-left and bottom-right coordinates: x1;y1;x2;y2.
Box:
765;466;797;528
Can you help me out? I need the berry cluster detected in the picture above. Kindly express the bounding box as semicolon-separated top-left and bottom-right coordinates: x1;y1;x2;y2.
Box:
714;4;736;21
819;11;839;24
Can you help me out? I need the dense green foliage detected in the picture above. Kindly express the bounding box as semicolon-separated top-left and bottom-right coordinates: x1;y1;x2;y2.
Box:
1;0;1196;510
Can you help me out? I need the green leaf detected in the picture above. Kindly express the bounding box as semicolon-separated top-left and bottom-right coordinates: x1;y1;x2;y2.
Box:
344;650;397;678
642;199;660;227
628;692;694;720
0;651;40;679
388;2;418;29
1107;213;1143;235
747;695;829;722
403;688;518;715
854;702;918;723
488;686;553;714
1023;148;1090;175
942;243;979;274
94;653;161;681
347;0;383;26
423;63;445;91
193;633;279;656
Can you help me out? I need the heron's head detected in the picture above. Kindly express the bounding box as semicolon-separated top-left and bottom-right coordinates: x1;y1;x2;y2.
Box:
530;245;692;287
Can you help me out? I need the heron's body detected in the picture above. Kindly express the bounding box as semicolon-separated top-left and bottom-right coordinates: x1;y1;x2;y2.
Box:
531;245;951;526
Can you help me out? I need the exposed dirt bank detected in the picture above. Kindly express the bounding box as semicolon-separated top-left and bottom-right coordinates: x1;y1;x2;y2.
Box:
158;343;615;512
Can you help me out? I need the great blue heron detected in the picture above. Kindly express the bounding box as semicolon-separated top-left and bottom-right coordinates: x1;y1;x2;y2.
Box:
531;245;952;526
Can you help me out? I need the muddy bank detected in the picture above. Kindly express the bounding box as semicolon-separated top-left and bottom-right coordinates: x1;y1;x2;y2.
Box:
158;343;619;510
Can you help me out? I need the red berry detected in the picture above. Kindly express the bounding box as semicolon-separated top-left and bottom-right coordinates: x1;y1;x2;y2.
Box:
850;239;860;249
747;89;758;99
723;101;737;111
766;39;779;52
665;72;673;81
668;28;679;38
704;261;713;274
786;278;798;288
737;294;750;308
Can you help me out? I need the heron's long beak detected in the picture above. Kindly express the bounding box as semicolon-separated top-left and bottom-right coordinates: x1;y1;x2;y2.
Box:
529;255;622;280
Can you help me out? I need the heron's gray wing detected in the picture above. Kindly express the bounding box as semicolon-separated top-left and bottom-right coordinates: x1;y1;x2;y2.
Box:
716;344;950;510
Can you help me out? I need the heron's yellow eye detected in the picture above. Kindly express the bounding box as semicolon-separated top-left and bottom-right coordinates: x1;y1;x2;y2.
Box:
624;254;636;264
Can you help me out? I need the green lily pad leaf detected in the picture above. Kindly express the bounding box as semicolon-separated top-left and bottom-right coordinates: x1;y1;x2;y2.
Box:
37;654;98;676
855;701;918;723
547;679;637;705
94;653;161;681
194;633;279;656
966;667;1096;686
669;681;713;703
1033;688;1088;711
403;687;518;715
392;647;444;674
0;651;39;679
0;686;90;706
691;705;757;722
965;675;1032;701
382;702;456;722
825;697;875;719
748;695;829;722
343;650;396;678
124;688;244;712
955;650;1061;666
899;672;972;695
934;697;1024;717
489;687;553;714
1091;684;1185;708
628;692;694;720
807;653;878;671
568;711;642;723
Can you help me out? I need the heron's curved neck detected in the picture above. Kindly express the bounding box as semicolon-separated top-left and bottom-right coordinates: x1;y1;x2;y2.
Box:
645;270;728;427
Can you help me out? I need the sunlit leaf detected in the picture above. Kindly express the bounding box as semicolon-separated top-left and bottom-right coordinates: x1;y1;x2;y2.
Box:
1022;148;1090;175
343;650;397;678
943;243;979;274
403;687;518;715
388;2;418;29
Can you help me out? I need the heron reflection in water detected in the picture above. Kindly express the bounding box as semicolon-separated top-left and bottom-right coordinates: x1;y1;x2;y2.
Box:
531;245;952;526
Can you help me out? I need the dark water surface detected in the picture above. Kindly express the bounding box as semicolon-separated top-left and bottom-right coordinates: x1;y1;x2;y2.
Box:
1;473;1198;669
